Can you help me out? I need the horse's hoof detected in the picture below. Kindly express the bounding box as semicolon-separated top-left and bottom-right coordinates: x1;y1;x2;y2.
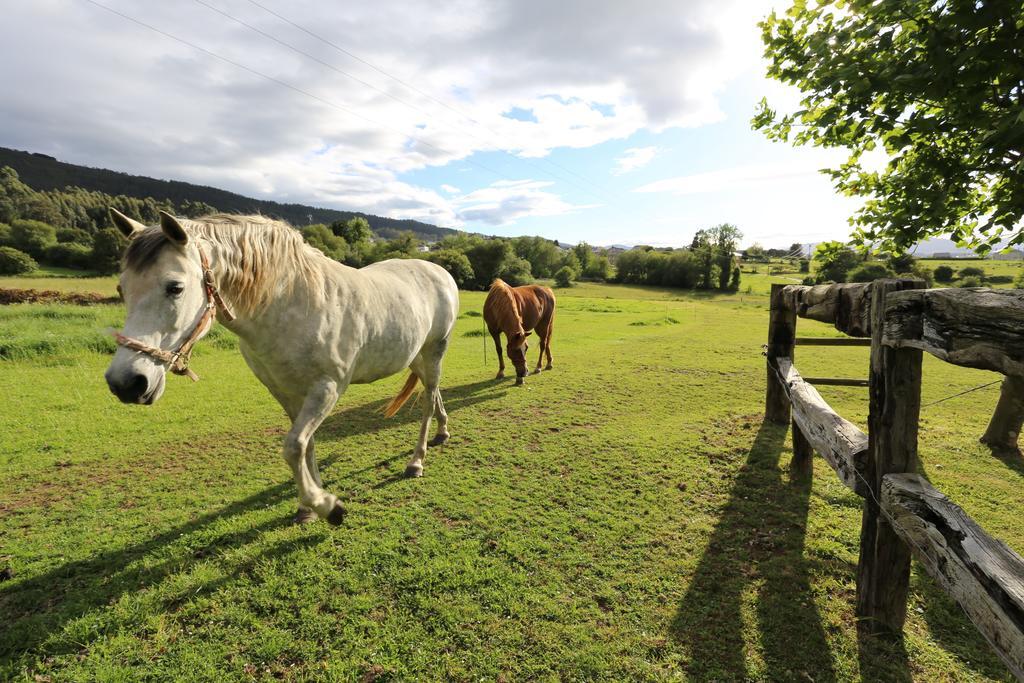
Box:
292;508;317;525
544;365;553;371
325;503;347;526
532;368;542;375
429;432;450;447
495;372;505;380
514;378;525;386
404;464;424;478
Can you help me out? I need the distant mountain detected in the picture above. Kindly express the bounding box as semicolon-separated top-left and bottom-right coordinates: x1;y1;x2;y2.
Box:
0;147;459;242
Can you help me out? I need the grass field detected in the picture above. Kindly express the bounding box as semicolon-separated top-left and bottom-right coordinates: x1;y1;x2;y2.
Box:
2;273;1022;681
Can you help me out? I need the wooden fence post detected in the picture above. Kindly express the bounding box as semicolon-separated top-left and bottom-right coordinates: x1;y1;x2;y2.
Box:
981;374;1024;452
766;283;796;424
856;278;925;637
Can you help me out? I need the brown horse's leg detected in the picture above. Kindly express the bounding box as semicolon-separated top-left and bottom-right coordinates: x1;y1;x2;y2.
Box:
544;315;554;370
490;329;505;379
533;329;545;374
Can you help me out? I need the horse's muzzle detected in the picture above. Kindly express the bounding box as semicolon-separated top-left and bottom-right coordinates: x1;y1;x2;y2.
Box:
106;371;157;404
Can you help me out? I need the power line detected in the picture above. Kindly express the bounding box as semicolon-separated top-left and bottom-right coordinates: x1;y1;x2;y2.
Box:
241;0;610;194
81;0;519;184
190;0;609;203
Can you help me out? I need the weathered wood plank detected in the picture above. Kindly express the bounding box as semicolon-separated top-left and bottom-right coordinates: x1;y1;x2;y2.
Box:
774;357;868;496
857;278;925;638
804;377;870;387
882;473;1024;680
782;283;874;337
766;283;797;424
883;287;1024;375
982;375;1024;452
796;337;873;346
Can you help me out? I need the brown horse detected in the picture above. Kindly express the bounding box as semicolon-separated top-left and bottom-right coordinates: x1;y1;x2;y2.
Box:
483;278;556;385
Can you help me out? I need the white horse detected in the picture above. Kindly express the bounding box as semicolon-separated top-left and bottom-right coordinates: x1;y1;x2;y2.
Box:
104;209;459;525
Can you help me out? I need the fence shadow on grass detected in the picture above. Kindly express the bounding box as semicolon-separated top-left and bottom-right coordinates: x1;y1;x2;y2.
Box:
0;377;506;669
670;421;839;682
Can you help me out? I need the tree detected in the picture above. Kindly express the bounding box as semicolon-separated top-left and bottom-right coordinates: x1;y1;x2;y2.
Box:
10;219;56;258
691;229;714;289
709;223;742;290
426;249;474;288
583;254;612;281
755;2;1024;255
813;241;861;283
0;246;37;275
301;224;348;262
331;216;372;245
512;236;561;278
744;243;766;262
90;228;128;274
554;265;575;288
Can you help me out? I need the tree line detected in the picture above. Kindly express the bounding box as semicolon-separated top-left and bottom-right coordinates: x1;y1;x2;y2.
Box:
0;164;742;293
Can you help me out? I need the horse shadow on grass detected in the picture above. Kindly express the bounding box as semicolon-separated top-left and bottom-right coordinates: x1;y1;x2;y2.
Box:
670;421;841;681
0;377;505;669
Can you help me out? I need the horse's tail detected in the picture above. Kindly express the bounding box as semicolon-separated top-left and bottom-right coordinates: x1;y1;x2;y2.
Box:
383;372;419;417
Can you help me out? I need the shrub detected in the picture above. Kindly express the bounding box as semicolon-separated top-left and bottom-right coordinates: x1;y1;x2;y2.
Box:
959;266;985;279
729;266;741;291
56;227;94;246
582;255;611;281
908;263;934;287
887;252;915;272
0;222;11;246
799;259;810;273
497;255;533;286
958;276;982;288
10;219;57;258
45;242;92;269
849;263;895;282
90;228;128;274
933;264;955;282
986;274;1013;285
426;249;474;288
0;246;38;274
1015;271;1024;289
554;265;575;288
802;276;817;285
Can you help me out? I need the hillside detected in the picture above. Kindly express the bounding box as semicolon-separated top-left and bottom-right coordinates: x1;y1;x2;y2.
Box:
0;147;458;242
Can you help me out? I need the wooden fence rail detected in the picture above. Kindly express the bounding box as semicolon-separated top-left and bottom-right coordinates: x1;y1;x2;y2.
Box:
765;280;1024;679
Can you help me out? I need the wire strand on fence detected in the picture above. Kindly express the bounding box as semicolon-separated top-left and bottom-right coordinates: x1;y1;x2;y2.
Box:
921;379;1002;408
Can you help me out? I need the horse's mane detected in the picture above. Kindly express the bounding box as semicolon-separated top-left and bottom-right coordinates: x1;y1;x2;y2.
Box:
484;278;524;334
124;213;327;316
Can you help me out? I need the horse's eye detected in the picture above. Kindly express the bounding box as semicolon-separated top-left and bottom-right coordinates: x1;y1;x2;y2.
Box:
165;282;185;297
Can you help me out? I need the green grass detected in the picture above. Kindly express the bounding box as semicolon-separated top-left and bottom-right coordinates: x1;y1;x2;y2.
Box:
1;283;1021;680
0;272;119;296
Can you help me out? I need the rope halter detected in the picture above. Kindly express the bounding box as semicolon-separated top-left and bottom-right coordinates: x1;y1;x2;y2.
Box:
112;243;235;382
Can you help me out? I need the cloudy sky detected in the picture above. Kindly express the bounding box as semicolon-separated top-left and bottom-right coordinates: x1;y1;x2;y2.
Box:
1;0;860;248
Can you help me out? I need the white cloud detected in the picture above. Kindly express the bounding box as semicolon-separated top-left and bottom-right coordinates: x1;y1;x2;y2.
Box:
454;179;596;226
613;146;659;175
0;0;769;227
440;184;461;194
633;158;845;196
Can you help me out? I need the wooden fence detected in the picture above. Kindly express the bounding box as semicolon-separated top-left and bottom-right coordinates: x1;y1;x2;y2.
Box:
765;279;1024;679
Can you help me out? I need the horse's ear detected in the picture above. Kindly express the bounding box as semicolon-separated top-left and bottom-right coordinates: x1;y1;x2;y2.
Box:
159;211;189;246
109;208;146;238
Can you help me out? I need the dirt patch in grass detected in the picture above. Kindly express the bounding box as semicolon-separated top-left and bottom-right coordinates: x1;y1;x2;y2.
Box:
0;288;118;306
1;426;286;515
